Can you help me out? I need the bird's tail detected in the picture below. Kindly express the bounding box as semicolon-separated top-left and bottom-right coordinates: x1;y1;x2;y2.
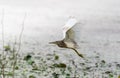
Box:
71;48;84;58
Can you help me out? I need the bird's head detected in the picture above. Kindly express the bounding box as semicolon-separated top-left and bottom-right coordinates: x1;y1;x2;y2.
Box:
49;41;58;45
49;40;66;48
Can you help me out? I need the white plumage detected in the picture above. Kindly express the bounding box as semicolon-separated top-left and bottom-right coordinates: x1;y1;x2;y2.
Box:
62;17;78;39
49;17;83;58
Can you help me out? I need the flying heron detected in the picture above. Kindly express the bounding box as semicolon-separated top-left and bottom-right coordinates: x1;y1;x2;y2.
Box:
49;17;84;58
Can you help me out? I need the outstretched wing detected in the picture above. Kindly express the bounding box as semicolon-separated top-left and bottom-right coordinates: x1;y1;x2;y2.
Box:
62;17;77;39
63;17;81;44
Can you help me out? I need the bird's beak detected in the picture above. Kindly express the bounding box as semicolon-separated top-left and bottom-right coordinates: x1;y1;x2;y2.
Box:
49;41;57;44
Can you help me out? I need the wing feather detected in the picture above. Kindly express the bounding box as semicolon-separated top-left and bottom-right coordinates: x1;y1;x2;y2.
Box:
62;17;77;39
63;17;81;43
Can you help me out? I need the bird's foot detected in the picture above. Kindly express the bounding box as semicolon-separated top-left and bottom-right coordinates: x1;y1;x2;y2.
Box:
78;53;84;58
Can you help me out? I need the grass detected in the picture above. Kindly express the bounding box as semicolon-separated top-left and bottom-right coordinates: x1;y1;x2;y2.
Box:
0;47;120;78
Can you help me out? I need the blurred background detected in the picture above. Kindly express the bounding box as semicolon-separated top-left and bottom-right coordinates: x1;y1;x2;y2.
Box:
0;0;120;62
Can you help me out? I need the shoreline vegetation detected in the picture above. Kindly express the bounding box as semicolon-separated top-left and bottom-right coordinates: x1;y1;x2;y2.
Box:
0;11;120;78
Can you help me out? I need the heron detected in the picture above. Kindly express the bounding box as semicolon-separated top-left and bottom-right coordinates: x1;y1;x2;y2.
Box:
49;17;84;58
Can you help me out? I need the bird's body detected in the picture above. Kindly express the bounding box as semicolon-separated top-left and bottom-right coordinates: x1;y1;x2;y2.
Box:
64;41;76;48
49;17;84;58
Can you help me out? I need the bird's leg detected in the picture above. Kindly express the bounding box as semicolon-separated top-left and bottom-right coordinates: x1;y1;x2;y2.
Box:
70;48;84;58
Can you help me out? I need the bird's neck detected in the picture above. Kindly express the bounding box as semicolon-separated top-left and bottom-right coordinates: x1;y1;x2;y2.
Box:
58;40;67;48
